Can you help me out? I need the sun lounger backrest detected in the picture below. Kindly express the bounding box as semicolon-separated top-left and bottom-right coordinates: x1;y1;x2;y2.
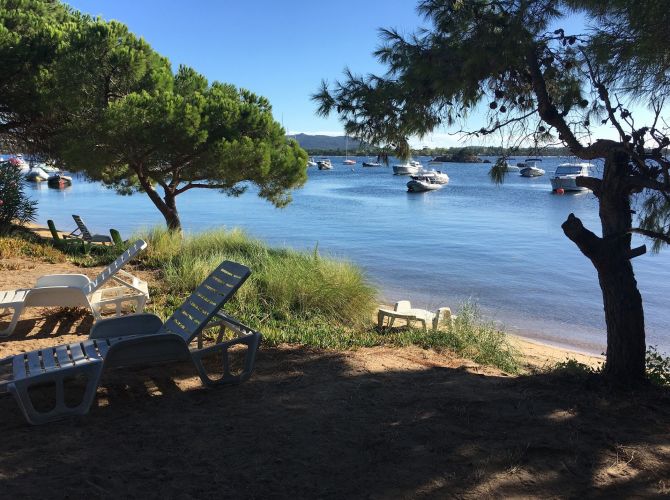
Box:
72;215;93;241
84;240;148;294
160;260;251;343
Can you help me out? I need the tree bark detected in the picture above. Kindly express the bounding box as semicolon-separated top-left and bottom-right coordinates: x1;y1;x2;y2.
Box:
562;151;646;383
133;165;183;231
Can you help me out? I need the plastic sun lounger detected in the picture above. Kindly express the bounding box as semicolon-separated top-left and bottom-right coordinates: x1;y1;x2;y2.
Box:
0;240;149;336
0;260;261;425
69;214;112;245
377;300;455;331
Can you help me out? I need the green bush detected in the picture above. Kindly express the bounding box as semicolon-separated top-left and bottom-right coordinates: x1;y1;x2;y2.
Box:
646;346;670;387
0;161;37;234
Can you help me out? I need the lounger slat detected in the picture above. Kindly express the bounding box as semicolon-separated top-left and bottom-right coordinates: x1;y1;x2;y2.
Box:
94;339;110;359
12;354;27;380
180;302;208;323
27;351;43;376
190;293;215;312
177;308;202;332
69;343;87;364
41;348;59;371
162;318;189;337
55;345;72;367
82;341;101;361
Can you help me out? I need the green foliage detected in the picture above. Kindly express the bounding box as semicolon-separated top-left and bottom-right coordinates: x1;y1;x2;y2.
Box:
442;302;520;373
0;161;37;233
552;358;601;376
135;227;377;328
645;346;670;387
0;1;307;231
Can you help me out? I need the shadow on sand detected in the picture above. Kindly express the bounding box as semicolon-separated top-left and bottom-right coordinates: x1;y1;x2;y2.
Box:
0;345;668;497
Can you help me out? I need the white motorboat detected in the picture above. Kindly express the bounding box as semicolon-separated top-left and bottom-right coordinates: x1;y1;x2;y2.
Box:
550;162;594;192
519;158;545;177
307;157;317;167
407;174;444;192
317;159;333;170
25;167;50;181
362;160;382;167
393;160;422;175
417;169;449;184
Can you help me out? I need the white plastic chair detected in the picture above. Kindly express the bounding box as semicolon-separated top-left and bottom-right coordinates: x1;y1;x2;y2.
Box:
0;240;149;336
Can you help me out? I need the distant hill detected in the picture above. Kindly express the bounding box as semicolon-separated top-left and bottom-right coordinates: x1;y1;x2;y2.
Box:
288;134;367;151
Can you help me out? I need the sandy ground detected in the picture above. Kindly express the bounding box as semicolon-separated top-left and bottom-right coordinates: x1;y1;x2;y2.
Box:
0;256;668;497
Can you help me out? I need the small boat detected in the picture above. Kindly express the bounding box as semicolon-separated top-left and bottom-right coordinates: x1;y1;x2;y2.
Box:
343;159;356;165
362;161;382;167
407;174;444;192
47;173;72;188
519;158;545;177
25;167;50;182
393;160;422;175
307;157;317;167
317;159;333;170
417;169;449;185
550;162;594;192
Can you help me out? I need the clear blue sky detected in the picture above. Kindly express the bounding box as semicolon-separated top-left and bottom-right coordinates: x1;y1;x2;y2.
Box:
65;1;424;137
64;1;631;148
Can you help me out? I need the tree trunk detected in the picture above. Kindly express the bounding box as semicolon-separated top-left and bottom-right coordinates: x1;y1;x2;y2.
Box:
161;192;182;231
133;166;182;231
597;151;645;382
563;151;646;384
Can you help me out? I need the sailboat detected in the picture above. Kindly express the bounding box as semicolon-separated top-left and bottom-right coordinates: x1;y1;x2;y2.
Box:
342;136;356;165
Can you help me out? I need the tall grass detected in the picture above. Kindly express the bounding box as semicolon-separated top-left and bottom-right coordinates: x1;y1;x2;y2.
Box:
135;227;378;328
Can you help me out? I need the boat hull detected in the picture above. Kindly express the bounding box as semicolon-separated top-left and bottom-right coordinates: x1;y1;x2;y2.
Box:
550;177;588;192
393;165;420;175
520;167;545;177
407;180;443;192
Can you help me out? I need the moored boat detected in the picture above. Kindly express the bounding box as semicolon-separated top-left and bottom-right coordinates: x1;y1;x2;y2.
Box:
362;161;382;167
407;174;444;192
47;173;73;188
317;159;333;170
417;169;449;184
393;160;422;175
25;167;50;182
550;162;593;192
519;158;545;177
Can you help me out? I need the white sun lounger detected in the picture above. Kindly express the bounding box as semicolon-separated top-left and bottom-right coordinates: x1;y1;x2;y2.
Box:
377;300;455;331
0;240;149;336
0;260;260;425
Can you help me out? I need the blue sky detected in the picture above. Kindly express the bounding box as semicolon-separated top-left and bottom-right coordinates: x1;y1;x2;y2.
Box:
64;1;637;148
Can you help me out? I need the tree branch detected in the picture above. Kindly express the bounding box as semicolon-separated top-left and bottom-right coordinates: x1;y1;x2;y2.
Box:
630;227;670;245
561;213;603;262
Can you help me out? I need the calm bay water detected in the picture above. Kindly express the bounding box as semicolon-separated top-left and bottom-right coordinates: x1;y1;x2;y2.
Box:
25;156;670;354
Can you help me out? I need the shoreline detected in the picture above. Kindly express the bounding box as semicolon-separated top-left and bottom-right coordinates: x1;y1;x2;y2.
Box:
21;221;606;369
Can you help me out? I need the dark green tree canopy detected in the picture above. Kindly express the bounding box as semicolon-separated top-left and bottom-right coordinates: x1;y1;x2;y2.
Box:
0;0;307;231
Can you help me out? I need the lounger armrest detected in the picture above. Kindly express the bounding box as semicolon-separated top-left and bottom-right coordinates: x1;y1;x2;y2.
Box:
89;313;163;339
35;274;91;289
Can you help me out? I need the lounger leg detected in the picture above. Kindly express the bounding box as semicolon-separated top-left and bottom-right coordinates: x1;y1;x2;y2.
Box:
8;361;104;425
190;333;262;387
0;305;22;337
377;310;384;329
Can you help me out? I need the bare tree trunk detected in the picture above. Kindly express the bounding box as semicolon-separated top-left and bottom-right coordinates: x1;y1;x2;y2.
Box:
597;151;645;382
562;151;646;384
161;191;181;231
133;166;182;231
